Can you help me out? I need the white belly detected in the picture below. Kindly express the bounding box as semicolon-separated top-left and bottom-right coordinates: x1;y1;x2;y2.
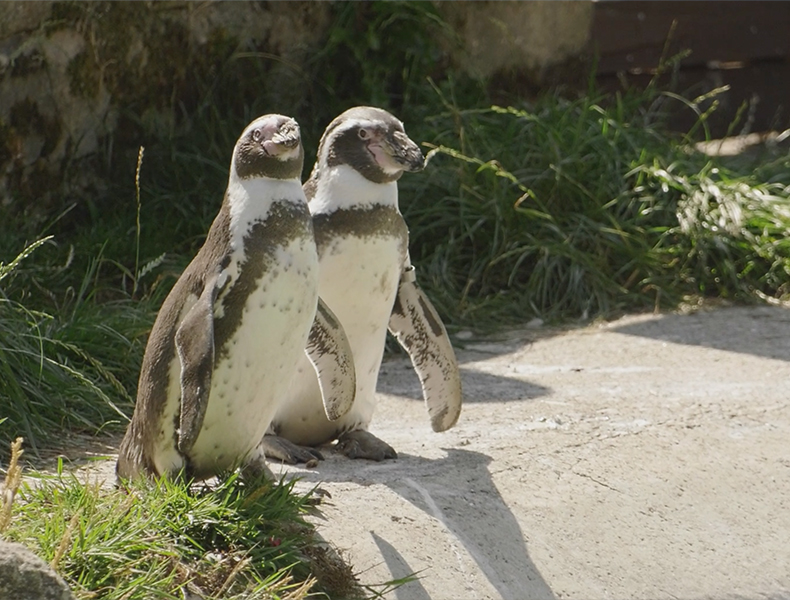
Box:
187;237;318;474
273;234;403;444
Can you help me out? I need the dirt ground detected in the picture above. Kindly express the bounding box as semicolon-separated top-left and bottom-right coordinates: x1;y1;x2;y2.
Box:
47;304;790;600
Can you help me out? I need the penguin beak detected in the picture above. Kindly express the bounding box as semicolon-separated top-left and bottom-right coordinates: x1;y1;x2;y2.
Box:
271;120;300;149
262;119;301;157
384;131;425;172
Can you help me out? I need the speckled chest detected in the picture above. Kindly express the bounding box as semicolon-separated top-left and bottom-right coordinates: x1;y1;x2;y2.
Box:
314;204;407;390
185;196;319;475
313;203;408;306
269;203;409;442
212;199;316;353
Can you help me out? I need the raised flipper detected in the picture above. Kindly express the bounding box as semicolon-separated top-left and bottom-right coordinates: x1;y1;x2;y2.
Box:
305;297;356;421
388;264;462;432
174;274;219;454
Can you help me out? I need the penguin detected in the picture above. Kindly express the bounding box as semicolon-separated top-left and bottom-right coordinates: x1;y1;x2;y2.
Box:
260;106;462;463
116;114;355;482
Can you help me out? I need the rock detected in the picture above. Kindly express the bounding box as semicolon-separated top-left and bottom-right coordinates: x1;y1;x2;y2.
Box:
0;2;595;228
0;540;75;600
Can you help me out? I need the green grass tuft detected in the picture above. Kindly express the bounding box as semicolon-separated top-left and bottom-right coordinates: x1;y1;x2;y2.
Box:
4;472;360;599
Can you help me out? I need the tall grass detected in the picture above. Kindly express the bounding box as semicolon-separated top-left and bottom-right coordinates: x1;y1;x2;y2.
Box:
0;241;149;450
400;87;790;328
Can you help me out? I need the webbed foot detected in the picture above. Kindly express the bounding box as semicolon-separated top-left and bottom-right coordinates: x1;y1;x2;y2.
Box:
335;430;397;461
259;434;324;464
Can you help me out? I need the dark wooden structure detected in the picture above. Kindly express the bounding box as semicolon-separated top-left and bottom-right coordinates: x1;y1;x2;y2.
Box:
592;1;790;137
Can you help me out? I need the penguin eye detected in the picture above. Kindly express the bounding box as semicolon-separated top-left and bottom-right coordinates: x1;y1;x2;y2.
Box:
252;129;262;142
358;128;371;141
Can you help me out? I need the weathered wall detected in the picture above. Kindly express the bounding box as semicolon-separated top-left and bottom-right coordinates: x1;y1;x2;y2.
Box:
438;1;593;80
0;1;331;223
0;1;593;225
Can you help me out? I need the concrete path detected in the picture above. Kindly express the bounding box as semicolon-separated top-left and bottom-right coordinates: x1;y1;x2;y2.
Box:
276;305;790;600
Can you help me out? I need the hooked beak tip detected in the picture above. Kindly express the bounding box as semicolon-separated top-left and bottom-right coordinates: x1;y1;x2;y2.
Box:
406;152;425;172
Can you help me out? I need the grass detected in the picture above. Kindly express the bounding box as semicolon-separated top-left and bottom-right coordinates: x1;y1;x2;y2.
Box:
399;85;790;329
1;449;361;599
0;240;150;450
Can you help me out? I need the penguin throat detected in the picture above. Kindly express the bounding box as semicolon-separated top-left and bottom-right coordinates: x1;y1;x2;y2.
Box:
308;164;399;215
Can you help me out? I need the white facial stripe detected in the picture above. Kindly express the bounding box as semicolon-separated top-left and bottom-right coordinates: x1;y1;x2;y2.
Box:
232;114;301;167
320;117;404;164
242;114;293;137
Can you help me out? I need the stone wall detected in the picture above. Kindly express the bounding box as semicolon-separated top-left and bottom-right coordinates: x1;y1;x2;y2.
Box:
0;1;592;225
438;1;592;80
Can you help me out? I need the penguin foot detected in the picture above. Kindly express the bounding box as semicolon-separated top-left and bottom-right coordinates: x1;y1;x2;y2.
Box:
335;430;397;461
239;456;275;482
259;434;325;465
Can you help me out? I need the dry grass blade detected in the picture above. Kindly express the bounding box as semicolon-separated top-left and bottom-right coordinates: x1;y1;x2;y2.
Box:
216;556;251;597
281;575;317;600
0;437;24;532
50;508;82;570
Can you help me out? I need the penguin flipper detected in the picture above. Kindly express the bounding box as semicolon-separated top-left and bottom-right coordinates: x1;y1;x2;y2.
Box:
388;267;462;432
174;276;219;454
304;298;356;421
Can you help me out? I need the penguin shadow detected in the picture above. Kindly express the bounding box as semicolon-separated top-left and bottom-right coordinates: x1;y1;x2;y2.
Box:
377;358;551;404
291;448;556;600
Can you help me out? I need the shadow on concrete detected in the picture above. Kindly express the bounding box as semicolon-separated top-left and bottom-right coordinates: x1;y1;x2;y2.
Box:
371;532;432;600
9;431;121;472
612;305;790;362
296;448;556;600
377;361;551;404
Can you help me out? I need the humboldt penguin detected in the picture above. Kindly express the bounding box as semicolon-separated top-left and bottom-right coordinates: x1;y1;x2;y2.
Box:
117;114;355;481
261;106;462;462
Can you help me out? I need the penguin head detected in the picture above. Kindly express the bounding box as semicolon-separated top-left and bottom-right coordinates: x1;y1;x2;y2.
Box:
318;107;425;184
232;114;304;181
